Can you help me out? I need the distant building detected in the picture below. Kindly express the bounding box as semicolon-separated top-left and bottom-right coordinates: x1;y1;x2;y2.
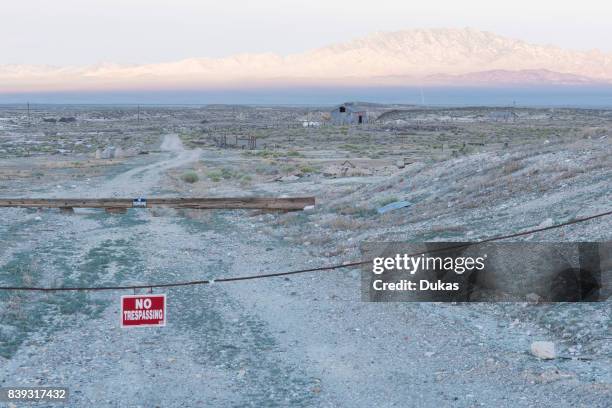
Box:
330;103;368;125
487;111;518;122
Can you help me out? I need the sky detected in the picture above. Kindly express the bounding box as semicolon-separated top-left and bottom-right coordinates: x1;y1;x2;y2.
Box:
2;0;612;66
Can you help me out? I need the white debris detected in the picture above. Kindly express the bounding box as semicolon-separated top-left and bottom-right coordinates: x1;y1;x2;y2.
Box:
530;341;556;359
537;218;554;229
525;293;541;303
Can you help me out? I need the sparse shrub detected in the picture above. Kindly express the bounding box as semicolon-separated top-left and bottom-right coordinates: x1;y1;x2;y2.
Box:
377;196;399;207
325;215;366;231
340;143;360;152
335;205;375;218
300;166;317;174
220;167;234;179
207;170;222;182
239;174;252;185
255;165;277;175
281;164;296;174
246;149;299;159
181;171;199;183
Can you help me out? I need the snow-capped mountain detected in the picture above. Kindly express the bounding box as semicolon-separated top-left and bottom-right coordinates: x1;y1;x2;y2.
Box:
2;28;612;92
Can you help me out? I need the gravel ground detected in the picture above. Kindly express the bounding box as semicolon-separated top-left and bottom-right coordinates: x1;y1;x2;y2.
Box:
0;135;610;407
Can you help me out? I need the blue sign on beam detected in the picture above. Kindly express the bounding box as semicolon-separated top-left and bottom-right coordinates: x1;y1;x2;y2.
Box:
132;198;147;208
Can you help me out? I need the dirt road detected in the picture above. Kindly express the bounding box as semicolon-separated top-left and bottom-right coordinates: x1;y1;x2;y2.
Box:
0;136;609;407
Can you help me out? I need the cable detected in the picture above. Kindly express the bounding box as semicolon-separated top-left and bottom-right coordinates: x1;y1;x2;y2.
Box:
1;209;610;292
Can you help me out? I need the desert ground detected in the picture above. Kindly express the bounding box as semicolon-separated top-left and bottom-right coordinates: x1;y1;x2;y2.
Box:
0;104;610;407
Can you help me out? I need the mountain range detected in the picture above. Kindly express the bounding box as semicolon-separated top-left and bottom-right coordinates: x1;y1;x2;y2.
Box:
2;28;612;93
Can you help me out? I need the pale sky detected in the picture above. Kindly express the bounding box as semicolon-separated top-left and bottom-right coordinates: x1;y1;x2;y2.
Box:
3;0;611;65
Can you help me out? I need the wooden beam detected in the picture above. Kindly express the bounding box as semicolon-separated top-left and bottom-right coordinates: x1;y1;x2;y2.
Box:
0;197;315;211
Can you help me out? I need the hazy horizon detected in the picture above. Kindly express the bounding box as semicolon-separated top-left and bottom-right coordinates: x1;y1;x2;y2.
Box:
3;85;612;108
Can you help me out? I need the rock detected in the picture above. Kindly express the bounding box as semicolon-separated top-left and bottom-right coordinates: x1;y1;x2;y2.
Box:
280;175;300;182
395;160;405;169
531;341;556;359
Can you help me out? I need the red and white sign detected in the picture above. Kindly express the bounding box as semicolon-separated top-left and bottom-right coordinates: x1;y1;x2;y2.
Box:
121;294;166;327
